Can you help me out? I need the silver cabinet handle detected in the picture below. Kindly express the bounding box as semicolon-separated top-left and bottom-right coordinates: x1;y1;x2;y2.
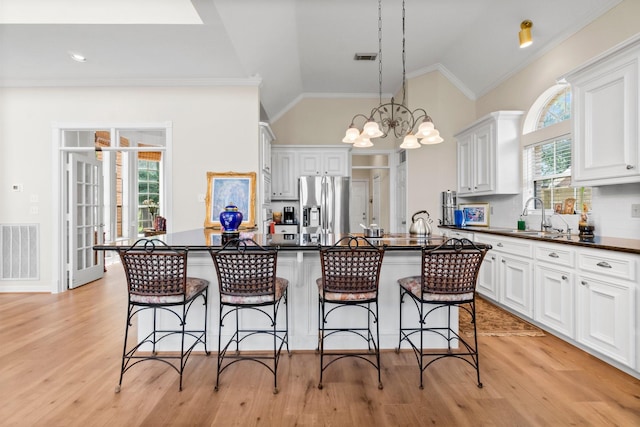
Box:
561;275;568;280
497;242;503;247
548;252;559;258
491;256;496;260
581;280;588;286
596;261;612;268
627;165;635;170
501;259;506;263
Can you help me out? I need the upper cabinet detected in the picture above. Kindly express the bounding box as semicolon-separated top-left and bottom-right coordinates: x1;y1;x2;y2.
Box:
271;147;297;200
298;149;350;176
563;35;640;186
454;111;524;196
259;122;274;174
269;146;351;201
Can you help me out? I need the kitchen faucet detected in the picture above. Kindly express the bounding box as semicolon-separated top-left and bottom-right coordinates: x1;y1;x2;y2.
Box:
550;212;572;235
522;197;550;232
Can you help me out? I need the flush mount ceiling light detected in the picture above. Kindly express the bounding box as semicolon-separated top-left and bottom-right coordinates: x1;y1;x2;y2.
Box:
519;20;533;48
342;0;442;150
69;52;87;63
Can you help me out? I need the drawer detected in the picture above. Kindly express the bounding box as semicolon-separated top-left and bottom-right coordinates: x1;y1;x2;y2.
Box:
536;244;575;267
446;230;474;241
577;248;637;281
474;234;533;258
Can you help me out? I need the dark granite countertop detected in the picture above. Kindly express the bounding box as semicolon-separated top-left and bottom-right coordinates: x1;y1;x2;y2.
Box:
94;229;474;252
439;225;640;255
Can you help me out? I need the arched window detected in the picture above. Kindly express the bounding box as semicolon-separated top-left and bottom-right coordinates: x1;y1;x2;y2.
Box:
522;85;591;214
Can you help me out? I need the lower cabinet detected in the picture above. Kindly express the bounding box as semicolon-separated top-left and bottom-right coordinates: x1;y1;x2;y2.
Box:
500;254;533;318
474;234;533;317
534;244;575;338
575;246;637;369
534;264;574;338
472;231;638;375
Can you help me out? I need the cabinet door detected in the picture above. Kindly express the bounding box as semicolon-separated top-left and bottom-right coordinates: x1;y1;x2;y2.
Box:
477;252;498;301
298;152;322;175
571;48;640;185
473;122;494;193
534;264;574;338
260;126;272;173
457;134;473;195
576;274;634;367
500;254;533;317
262;173;271;205
272;151;297;199
323;152;347;175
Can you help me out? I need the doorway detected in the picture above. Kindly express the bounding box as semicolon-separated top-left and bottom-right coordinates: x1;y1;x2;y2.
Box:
53;123;171;293
350;150;400;233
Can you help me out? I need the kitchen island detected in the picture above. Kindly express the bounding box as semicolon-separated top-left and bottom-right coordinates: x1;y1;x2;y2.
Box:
96;229;485;351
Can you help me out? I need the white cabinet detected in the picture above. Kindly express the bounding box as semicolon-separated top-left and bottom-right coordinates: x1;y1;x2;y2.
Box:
454;111;523;196
534;244;575;338
575;247;636;368
259;122;273;174
271;148;297;200
298;149;349;176
563;35;640;186
474;234;534;317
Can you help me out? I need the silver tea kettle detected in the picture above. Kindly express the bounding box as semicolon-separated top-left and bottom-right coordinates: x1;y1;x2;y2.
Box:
409;210;433;236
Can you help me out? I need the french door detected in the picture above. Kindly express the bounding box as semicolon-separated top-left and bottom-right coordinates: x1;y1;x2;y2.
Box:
68;153;104;289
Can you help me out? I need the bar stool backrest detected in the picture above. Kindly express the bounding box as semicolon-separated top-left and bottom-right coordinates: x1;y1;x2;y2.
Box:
421;238;488;296
211;239;278;298
119;238;188;297
319;236;385;294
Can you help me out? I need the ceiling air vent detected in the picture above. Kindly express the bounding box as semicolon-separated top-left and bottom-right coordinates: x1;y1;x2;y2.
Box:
354;53;377;61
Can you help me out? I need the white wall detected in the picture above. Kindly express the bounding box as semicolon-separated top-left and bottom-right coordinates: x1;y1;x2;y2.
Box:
0;85;260;292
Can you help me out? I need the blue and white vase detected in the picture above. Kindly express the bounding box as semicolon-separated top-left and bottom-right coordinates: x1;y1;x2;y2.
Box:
219;204;243;233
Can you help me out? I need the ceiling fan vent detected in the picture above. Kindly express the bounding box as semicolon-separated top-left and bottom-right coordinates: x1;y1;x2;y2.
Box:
354;53;377;61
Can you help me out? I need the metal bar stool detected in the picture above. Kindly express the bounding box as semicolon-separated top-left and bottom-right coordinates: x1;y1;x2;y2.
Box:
316;236;385;390
396;238;490;389
117;238;209;392
209;238;290;394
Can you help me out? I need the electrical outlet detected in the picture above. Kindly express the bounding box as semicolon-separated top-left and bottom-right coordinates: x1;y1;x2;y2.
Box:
632;204;640;218
12;184;23;192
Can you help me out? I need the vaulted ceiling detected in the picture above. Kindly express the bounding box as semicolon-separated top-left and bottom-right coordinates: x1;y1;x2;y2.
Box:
0;0;622;121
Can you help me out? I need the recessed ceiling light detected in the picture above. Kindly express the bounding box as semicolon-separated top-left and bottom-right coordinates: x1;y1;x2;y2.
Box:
69;52;87;63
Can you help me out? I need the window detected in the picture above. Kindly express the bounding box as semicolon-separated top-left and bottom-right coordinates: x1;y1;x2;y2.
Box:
138;160;160;232
522;85;591;214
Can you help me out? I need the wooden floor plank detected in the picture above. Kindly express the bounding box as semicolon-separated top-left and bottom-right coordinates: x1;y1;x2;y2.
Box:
0;267;639;426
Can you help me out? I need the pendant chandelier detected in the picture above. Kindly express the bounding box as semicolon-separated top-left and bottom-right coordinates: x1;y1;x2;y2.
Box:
342;0;443;149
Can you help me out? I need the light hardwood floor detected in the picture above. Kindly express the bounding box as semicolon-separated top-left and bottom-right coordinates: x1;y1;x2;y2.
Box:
1;267;639;426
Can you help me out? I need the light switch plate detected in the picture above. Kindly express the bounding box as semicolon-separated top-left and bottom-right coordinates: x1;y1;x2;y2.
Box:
632;204;640;218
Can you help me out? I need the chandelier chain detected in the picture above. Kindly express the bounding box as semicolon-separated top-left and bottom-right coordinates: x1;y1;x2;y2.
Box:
378;0;383;106
342;0;442;148
402;0;406;104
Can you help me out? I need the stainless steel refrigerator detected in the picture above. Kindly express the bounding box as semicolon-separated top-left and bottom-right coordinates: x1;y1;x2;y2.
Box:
299;176;350;234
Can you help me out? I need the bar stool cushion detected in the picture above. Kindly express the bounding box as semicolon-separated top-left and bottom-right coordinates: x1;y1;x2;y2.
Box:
220;277;289;305
316;277;377;301
397;276;474;302
130;277;209;304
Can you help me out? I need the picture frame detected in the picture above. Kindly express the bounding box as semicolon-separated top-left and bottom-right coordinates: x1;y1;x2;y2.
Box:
204;171;256;229
460;203;490;227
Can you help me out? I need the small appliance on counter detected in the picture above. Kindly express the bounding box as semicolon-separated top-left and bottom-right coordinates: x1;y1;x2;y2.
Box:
283;206;296;224
440;190;457;226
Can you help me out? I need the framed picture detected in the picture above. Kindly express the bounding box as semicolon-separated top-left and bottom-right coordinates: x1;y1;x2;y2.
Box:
204;171;256;229
460;203;490;227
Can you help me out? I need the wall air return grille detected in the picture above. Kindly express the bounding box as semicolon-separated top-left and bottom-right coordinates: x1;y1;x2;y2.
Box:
0;224;39;280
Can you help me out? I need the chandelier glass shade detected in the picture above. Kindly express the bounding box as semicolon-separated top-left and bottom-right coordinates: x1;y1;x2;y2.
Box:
343;0;443;149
